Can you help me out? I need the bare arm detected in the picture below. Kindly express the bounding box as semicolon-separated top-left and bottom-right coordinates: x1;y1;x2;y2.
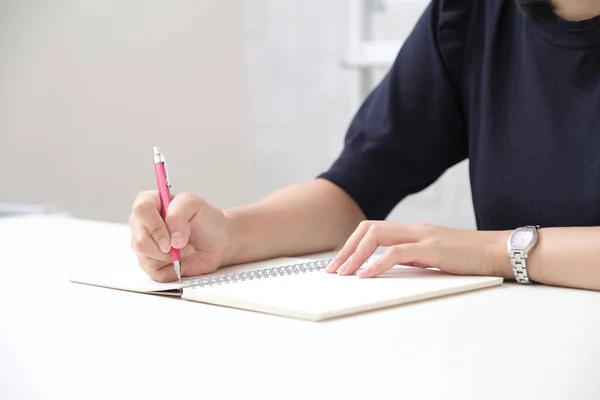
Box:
222;178;365;266
493;226;600;291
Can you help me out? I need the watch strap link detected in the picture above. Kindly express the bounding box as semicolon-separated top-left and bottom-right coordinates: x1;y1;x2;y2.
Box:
510;249;531;284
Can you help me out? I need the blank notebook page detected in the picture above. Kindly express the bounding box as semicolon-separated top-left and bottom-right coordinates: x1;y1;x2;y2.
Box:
181;266;503;321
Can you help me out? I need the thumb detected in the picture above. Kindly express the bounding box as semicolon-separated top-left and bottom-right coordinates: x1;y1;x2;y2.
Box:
164;192;201;249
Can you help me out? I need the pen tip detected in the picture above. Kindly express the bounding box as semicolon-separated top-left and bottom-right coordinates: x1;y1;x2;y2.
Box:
174;260;182;282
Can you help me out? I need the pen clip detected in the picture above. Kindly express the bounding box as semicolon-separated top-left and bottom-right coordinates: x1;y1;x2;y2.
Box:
163;155;171;188
152;146;171;188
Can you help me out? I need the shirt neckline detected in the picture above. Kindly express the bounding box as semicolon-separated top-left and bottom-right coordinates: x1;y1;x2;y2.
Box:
528;7;600;49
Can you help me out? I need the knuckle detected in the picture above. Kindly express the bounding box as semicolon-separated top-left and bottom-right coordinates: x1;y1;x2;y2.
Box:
133;190;155;205
132;198;154;217
386;245;403;258
131;236;150;254
365;223;388;245
178;191;198;204
367;223;381;237
425;235;441;247
358;220;372;231
413;222;431;233
169;191;201;217
371;261;385;273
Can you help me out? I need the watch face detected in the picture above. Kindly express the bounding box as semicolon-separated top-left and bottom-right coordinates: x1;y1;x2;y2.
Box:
510;229;534;250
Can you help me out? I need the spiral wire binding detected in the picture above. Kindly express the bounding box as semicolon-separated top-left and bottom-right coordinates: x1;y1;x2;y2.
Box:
180;258;333;289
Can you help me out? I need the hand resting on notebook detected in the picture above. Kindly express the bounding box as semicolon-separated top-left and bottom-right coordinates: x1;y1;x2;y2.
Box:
325;221;505;279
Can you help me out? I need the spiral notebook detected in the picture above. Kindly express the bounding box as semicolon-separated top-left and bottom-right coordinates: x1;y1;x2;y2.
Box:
70;256;503;321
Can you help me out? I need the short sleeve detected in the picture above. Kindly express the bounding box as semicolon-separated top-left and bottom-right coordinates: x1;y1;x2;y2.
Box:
318;0;471;220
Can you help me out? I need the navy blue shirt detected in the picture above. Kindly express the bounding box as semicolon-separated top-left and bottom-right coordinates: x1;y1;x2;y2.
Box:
320;0;600;230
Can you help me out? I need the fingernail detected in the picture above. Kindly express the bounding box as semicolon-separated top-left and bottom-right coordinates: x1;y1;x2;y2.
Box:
357;269;370;278
171;231;184;248
337;262;348;274
326;260;338;272
326;253;342;272
159;239;170;253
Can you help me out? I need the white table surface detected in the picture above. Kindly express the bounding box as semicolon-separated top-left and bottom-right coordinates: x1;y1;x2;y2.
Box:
1;215;599;400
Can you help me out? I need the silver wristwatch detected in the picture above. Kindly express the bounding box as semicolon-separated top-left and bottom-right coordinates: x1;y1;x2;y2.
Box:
507;225;540;284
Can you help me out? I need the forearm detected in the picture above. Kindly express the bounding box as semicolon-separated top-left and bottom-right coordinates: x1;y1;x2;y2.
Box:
222;178;364;265
494;227;600;291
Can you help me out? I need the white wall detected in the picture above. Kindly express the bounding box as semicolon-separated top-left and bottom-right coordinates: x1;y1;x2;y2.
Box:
0;0;476;229
0;0;249;222
242;0;356;200
242;0;476;229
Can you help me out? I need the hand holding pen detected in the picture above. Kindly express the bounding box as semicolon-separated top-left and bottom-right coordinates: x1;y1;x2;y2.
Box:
128;147;230;283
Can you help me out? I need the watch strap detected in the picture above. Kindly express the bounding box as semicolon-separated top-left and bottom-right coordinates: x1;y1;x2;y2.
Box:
509;249;531;284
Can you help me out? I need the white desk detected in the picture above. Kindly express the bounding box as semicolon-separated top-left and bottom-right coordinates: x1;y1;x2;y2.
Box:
1;215;599;400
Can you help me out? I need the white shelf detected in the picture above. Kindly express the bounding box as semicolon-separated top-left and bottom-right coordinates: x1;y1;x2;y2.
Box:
341;39;402;68
344;0;427;69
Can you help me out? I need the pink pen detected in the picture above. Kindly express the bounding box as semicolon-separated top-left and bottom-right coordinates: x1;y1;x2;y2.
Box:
153;146;182;282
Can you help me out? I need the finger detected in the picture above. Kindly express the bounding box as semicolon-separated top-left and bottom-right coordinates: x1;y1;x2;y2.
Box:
135;242;196;272
337;223;385;275
327;222;429;273
338;223;428;275
147;246;195;282
357;243;425;278
130;218;173;262
144;262;179;283
131;191;172;253
164;192;202;249
136;253;169;275
326;220;374;273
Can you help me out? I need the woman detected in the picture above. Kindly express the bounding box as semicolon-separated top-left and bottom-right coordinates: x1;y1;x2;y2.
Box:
129;0;600;291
